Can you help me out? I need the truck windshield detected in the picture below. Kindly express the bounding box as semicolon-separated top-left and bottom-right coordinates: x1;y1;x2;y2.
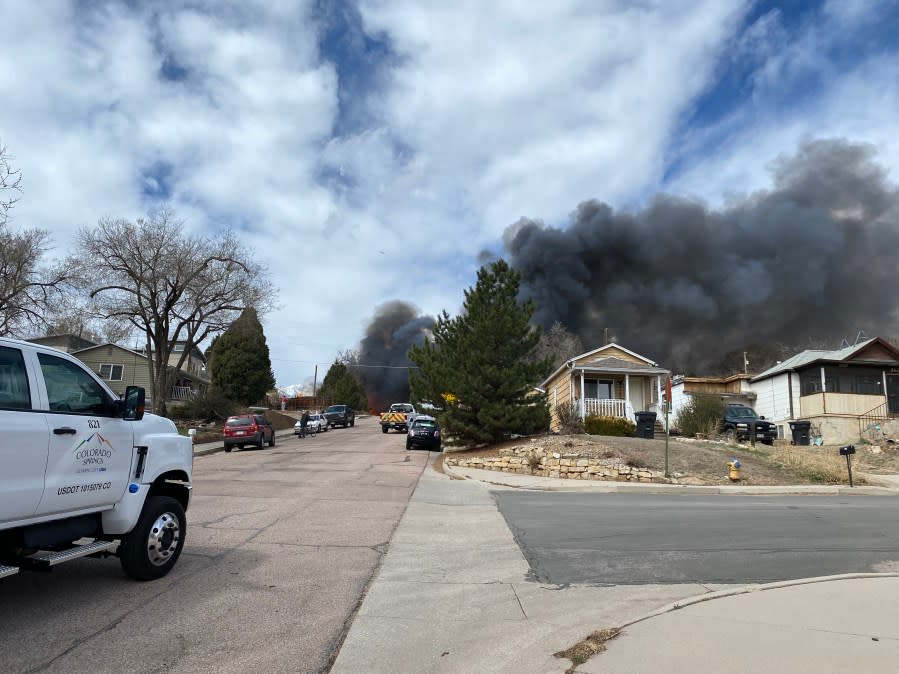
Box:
730;407;758;419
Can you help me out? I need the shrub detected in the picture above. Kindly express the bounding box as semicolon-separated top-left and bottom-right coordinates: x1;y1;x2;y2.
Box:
676;394;726;438
176;390;239;423
556;402;585;434
584;415;636;437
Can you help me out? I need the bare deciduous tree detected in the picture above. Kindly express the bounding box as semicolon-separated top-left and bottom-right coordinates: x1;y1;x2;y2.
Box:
532;321;584;371
0;143;71;337
75;209;276;416
0;141;22;227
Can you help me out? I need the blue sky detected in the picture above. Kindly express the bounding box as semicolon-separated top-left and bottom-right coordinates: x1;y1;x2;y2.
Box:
1;0;898;389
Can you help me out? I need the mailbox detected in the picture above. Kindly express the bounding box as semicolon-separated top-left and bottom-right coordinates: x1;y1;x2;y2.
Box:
839;445;856;456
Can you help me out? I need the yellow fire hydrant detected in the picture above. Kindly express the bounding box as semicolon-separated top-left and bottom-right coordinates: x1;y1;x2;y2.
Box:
727;459;742;481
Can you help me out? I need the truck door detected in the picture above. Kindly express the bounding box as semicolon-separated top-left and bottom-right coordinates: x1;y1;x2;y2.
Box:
33;352;134;517
0;345;50;523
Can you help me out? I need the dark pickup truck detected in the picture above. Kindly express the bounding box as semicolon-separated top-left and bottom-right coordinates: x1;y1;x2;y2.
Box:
324;404;356;428
721;403;776;445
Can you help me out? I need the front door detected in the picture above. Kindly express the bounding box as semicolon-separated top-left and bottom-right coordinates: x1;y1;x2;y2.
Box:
888;375;899;415
33;352;134;517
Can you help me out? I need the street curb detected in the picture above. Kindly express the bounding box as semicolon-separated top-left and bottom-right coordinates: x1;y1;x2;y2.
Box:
621;572;899;630
441;462;899;495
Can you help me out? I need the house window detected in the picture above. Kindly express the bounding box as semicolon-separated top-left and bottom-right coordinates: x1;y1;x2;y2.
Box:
585;379;613;399
99;363;124;381
853;375;882;395
799;372;838;396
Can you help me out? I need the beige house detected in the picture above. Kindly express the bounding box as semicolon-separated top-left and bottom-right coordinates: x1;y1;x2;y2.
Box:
541;343;670;431
748;337;899;444
72;342;210;405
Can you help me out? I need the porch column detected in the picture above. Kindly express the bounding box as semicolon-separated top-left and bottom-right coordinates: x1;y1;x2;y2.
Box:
884;370;889;401
820;367;826;391
624;374;630;411
656;375;662;409
580;369;585;419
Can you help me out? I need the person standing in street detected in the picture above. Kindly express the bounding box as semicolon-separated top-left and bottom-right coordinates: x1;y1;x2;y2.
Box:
300;409;310;438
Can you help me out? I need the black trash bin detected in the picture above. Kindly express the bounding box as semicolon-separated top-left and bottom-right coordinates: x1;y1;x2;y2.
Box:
635;411;657;439
789;420;811;446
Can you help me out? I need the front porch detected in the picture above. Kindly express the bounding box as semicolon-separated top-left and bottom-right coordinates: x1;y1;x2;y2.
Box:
575;372;665;423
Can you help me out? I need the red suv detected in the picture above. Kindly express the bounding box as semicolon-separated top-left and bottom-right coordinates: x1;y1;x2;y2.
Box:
223;413;275;452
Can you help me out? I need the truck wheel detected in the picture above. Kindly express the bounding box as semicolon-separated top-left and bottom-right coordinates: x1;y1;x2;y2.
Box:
350;419;355;427
382;425;388;434
724;429;736;443
120;496;186;581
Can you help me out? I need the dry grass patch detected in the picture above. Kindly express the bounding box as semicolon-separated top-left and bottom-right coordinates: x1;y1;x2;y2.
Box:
554;627;622;673
771;445;860;484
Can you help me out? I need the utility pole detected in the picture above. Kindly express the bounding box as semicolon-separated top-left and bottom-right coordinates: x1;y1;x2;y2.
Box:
312;364;318;397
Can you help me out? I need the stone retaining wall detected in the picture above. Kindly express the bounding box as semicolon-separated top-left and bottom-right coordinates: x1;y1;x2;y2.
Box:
444;445;661;482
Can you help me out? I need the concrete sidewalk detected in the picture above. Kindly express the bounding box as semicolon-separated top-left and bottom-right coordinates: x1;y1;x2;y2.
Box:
581;575;899;673
331;457;899;673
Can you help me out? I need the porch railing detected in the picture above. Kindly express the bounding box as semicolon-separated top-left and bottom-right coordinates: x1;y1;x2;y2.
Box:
169;386;197;401
582;398;634;421
859;401;891;438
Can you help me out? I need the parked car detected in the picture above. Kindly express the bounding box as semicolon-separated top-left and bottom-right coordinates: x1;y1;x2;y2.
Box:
294;413;329;435
406;415;441;451
223;413;275;451
720;404;776;445
324;404;355;428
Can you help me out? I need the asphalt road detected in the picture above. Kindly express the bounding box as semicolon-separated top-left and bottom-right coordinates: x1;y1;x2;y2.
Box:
494;492;899;585
0;417;426;674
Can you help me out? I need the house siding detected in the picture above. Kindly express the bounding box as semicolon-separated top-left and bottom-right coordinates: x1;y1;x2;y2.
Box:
574;346;645;368
750;373;792;423
73;345;153;396
548;371;574;430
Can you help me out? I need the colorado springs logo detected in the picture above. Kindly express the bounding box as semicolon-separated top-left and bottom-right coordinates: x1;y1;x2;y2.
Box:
73;433;116;474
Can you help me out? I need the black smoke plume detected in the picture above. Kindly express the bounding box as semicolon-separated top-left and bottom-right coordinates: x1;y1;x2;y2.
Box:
356;301;434;411
504;139;899;374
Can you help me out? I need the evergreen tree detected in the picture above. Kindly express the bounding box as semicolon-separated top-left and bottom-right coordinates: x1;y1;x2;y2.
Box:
208;308;275;406
317;360;368;410
409;259;552;446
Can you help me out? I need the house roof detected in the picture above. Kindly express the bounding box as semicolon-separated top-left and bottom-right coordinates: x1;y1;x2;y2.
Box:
72;342;147;359
580;356;668;374
540;343;667;387
751;338;899;382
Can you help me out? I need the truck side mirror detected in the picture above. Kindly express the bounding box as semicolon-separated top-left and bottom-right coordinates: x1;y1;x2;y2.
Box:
123;386;146;421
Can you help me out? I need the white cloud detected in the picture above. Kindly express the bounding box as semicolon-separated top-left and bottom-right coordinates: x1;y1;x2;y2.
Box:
6;2;895;387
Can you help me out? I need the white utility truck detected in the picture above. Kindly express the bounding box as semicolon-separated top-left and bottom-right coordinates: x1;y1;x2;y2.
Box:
0;337;193;581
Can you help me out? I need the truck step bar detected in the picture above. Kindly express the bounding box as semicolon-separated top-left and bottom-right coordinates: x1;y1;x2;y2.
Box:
0;565;19;579
31;540;118;568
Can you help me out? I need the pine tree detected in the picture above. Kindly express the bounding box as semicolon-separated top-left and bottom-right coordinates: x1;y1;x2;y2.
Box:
409;259;552;445
317;360;368;410
208;308;275;406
